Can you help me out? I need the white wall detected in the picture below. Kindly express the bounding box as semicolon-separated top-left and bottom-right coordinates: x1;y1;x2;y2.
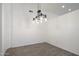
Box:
0;4;2;55
41;3;59;42
12;3;48;47
2;3;13;55
2;3;51;52
11;3;58;47
47;9;79;55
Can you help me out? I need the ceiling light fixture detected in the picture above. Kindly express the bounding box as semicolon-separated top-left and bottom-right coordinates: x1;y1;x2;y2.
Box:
68;9;71;11
61;5;65;8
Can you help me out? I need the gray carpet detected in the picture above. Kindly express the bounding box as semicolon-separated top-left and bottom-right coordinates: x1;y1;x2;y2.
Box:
5;42;77;56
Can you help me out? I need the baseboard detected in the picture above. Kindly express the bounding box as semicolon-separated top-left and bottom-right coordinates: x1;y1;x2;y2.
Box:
46;41;78;56
12;41;45;48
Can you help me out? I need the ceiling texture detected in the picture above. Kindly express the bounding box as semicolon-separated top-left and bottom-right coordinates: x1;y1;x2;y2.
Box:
13;3;79;16
40;3;79;16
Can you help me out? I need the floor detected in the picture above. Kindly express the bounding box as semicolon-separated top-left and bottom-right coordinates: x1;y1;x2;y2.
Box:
4;42;77;56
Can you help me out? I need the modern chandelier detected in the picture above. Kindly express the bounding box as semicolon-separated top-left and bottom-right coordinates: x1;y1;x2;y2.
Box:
32;4;47;24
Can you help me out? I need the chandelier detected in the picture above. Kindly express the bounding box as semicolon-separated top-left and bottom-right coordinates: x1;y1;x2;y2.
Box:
32;4;47;24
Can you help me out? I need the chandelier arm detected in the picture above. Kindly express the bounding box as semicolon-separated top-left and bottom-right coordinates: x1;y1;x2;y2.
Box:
33;3;47;23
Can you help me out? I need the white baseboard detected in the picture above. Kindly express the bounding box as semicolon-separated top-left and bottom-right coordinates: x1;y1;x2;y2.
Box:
47;41;79;55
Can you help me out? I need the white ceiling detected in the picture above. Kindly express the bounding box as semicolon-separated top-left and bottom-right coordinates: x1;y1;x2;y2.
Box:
13;3;79;16
40;3;79;16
